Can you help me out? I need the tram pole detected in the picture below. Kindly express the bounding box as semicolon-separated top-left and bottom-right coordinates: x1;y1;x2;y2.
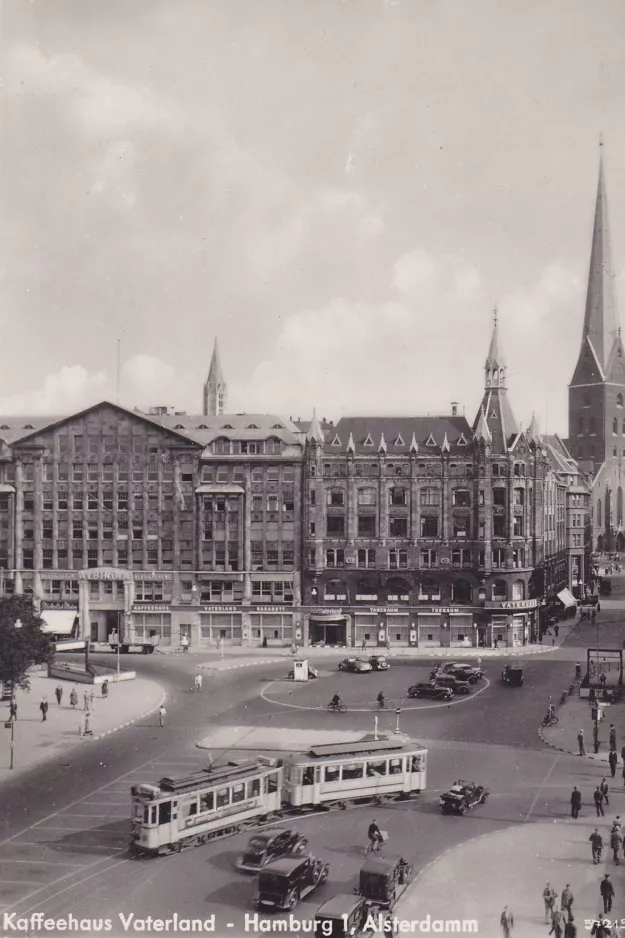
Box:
394;708;401;734
374;715;378;741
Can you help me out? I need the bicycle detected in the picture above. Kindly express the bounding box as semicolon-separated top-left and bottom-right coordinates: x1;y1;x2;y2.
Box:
364;832;387;856
377;698;386;710
327;701;347;713
542;713;558;726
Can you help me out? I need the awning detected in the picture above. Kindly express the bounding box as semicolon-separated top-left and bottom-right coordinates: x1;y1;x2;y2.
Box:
40;610;78;635
308;614;347;622
0;483;15;493
557;589;577;609
195;484;244;494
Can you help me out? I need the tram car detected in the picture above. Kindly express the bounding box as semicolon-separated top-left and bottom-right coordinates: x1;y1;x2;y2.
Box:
130;758;282;855
283;736;427;808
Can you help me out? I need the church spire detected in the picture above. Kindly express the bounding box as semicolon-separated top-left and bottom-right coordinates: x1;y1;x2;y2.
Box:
472;309;518;452
582;138;618;369
203;338;227;416
484;306;506;389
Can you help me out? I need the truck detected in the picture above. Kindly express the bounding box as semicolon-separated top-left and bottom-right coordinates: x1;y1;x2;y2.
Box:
105;628;158;655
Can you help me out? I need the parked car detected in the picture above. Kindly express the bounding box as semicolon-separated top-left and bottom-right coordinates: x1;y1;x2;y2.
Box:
234;828;308;872
254;855;329;912
338;658;372;673
430;661;483;681
430;675;472;695
501;665;524;686
440;780;488;815
447;666;482;684
368;655;390;671
315;895;393;938
407;683;454;701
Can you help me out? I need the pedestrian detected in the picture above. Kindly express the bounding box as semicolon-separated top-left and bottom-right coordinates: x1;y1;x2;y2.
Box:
54;685;63;706
601;673;608;689
610;724;617;751
69;687;78;709
564;914;577;938
561;885;574;915
180;634;189;654
578;729;586;756
39;697;48;722
613;816;622;831
193;674;202;693
571;785;582;819
590;829;604;864
550;903;565;937
555;624;560;638
101;680;108;699
609;750;618;778
611;825;622;864
83;690;90;712
601;778;610;806
89;689;95;710
595;786;606;817
159;705;166;728
591;915;612;937
500;906;514;938
600;874;615;914
575;663;582;680
83;711;93;736
543;882;557;922
361;638;367;651
9;698;17;721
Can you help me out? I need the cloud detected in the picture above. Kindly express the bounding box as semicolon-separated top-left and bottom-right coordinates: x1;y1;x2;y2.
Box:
392;248;482;302
0;366;108;416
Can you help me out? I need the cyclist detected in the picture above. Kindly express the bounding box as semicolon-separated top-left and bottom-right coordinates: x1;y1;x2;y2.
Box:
368;819;383;853
377;692;385;709
194;673;203;693
330;693;342;709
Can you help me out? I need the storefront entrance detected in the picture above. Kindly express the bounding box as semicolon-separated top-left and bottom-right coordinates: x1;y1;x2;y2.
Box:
309;617;347;646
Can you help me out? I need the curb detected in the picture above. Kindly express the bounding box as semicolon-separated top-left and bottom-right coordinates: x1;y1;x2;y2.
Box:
198;658;285;673
88;690;167;741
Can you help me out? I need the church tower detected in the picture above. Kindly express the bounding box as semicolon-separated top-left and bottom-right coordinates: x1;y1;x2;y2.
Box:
569;143;625;548
203;338;227;416
472;309;518;453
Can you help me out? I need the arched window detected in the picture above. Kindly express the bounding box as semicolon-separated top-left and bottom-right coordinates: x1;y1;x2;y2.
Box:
597;498;602;528
606;491;611;530
492;580;507;601
513;463;520;477
492;464;499;477
613;417;618;434
493;369;498;381
357;487;376;506
618;393;624;407
452;579;472;603
512;580;525;601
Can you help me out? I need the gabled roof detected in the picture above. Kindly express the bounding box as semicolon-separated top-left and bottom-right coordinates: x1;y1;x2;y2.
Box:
318;416;473;455
0;416;66;444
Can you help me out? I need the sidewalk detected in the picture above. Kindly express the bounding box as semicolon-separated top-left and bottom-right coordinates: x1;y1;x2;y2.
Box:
0;670;164;783
396;821;623;936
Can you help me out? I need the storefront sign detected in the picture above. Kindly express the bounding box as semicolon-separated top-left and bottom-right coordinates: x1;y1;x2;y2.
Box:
78;568;132;582
369;606;399;613
134;573;173;582
499;600;539;609
132;605;170;612
255;606;290;613
319;608;343;615
200;606;238;613
41;602;78;610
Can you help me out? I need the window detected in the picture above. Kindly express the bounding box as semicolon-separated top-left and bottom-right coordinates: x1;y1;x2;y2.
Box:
389;549;407;568
512;580;525;601
513;488;524;506
420;516;438;537
357;549;376;568
619;394;624;408
327;489;345;506
493;517;506;537
420;487;439;506
357;488;376;506
584;393;591;407
342;763;364;780
389;516;408;536
452;489;470;507
493;488;506;506
390;487;407;506
492;580;507;601
513;516;524;537
452;517;469;538
492;548;505;568
420;549;437;568
614;417;619;435
326;549;344;568
358;515;376;537
366;760;387;777
326;516;345;536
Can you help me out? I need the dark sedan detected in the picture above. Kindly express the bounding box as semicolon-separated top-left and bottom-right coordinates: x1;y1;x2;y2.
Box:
440;780;488;815
407;683;454;700
338;657;372;673
235;828;308;872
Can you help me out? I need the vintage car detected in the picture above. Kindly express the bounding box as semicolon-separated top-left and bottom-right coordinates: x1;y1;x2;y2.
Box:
440;780;488;814
338;658;372;673
430;675;472;695
235;828;308;872
315;895;393;938
407;683;454;701
431;662;483;682
500;665;524;687
357;855;413;910
368;655;390;671
254;855;329;912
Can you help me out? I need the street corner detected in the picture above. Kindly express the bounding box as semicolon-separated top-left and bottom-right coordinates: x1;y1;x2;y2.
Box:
397;821;607;937
540;694;616;764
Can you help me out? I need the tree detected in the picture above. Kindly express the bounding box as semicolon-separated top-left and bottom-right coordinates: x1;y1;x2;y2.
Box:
0;596;55;690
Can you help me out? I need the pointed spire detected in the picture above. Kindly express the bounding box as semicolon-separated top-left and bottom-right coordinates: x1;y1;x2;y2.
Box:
527;412;541;444
203;337;227;415
485;306;506;373
346;431;355;454
207;337;224;385
441;432;450;453
474;407;492;443
582;137;618;369
378;432;387;453
307;408;325;444
409;432;419;453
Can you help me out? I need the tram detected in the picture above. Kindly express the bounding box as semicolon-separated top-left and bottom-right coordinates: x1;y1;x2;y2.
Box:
130;736;427;856
283;737;427;808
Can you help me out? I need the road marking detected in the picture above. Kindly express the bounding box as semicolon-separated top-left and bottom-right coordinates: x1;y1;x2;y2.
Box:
0;859;83;866
524;753;560;823
260;677;491;712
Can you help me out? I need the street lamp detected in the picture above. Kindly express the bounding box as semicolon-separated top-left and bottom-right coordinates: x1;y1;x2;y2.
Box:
394;708;402;735
4;618;22;770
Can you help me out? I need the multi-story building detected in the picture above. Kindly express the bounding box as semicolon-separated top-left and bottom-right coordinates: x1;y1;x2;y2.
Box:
568;146;625;552
0;403;304;648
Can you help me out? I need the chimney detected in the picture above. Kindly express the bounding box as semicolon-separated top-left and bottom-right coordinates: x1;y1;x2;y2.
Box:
451;402;459;417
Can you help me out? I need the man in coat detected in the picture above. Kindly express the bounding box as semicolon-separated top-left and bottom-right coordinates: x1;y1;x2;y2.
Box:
543;883;557;922
590;829;604;864
600;874;615;914
39;697;48;722
610;725;617;751
609;750;618;778
499;906;513;938
561;885;574;915
610;825;622;864
595;786;606;817
578;729;586;756
571;786;582;819
601;778;610;806
564;913;577;938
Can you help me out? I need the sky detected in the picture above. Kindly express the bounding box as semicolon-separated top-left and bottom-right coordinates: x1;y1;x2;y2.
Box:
1;0;625;434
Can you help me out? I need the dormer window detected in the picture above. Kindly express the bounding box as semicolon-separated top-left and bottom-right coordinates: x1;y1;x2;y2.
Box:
173;424;185;429
23;424;34;430
271;423;283;429
221;424;234;429
246;424;259;429
425;434;436;446
618;394;624;408
331;435;341;446
363;434;374;446
0;424;9;429
394;434;405;446
198;424;208;429
490;410;497;420
457;433;468;446
214;437;231;454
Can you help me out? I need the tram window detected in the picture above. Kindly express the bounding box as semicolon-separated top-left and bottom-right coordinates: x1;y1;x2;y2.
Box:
232;783;245;804
200;791;214;813
324;765;340;783
188;801;198;816
249;778;261;798
342;763;364;780
302;767;314;786
143;806;150;824
268;773;279;793
216;788;230;808
389;759;403;775
366;760;387;777
158;802;172;825
150;805;157;825
411;755;423;772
